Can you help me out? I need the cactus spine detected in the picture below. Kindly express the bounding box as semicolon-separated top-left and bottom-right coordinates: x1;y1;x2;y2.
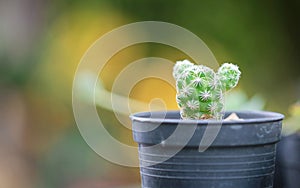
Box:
173;60;241;120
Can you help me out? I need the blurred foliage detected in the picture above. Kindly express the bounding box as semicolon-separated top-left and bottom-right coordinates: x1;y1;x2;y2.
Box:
36;127;139;188
225;90;265;111
282;102;300;135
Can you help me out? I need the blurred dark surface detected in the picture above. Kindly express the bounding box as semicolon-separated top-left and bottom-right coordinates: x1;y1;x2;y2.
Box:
275;133;300;188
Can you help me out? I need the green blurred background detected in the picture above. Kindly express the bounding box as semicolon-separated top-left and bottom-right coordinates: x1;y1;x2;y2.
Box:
1;0;300;187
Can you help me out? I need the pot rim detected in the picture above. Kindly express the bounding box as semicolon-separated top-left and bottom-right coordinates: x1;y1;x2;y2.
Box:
130;110;284;125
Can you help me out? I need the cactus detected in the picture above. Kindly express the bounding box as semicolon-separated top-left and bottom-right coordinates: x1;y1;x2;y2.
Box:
173;60;241;120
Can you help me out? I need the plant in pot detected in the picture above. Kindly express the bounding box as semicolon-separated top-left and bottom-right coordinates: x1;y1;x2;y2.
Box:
130;60;284;188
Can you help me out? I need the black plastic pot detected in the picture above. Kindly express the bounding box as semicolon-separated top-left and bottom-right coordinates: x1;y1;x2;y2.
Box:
274;133;300;188
131;111;284;188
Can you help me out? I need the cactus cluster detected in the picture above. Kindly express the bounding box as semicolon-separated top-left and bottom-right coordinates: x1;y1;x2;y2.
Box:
173;60;241;120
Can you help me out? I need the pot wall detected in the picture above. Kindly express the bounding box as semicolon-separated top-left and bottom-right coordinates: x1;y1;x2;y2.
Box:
131;111;284;188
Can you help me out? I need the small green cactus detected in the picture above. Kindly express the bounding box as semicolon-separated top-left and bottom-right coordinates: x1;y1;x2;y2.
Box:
173;60;241;120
